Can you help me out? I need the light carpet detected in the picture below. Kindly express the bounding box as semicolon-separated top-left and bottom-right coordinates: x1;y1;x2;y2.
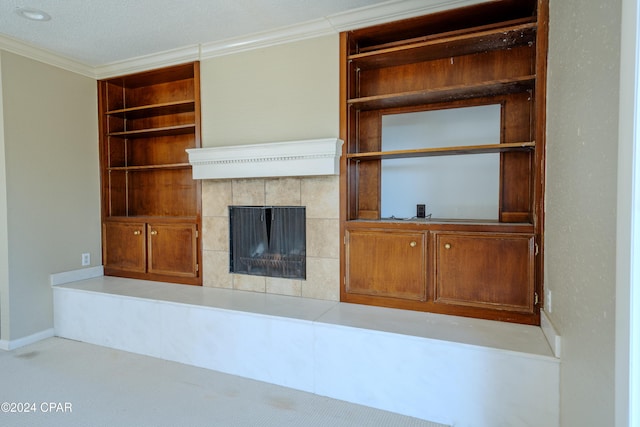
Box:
0;337;448;427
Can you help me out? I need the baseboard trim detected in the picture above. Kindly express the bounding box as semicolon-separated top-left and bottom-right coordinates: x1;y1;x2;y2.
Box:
0;328;55;351
50;266;104;286
541;310;561;358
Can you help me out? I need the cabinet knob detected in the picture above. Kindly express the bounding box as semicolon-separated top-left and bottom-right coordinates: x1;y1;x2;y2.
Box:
410;241;417;247
133;230;141;235
444;243;451;249
150;230;158;235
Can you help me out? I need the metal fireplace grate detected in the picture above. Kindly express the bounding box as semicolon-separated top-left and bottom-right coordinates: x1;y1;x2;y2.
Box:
229;206;306;280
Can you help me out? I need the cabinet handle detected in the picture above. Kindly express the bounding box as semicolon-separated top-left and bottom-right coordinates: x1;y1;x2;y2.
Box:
410;241;417;247
444;243;451;249
150;230;158;235
133;230;141;235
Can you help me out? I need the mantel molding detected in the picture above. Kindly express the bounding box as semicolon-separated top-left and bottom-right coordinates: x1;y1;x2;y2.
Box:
186;138;343;180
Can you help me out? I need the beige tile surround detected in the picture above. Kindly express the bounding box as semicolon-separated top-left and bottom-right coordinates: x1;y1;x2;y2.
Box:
202;176;340;300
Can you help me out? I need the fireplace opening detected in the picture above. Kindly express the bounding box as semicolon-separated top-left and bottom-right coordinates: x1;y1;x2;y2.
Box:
229;206;306;280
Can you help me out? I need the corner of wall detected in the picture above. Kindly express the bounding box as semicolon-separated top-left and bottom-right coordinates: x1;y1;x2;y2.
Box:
541;309;561;358
0;51;10;342
0;328;55;351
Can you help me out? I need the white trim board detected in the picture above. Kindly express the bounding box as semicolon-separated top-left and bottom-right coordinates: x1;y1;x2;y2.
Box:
187;138;343;179
0;34;94;78
2;0;490;79
0;328;55;351
541;310;562;358
50;266;104;286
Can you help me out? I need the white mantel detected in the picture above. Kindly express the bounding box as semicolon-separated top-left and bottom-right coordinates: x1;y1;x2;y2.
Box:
186;138;343;180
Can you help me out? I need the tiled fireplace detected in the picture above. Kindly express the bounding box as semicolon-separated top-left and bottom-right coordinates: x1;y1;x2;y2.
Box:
201;176;339;299
189;139;342;301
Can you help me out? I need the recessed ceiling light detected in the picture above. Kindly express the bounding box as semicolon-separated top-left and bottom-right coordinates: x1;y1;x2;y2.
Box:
15;7;51;22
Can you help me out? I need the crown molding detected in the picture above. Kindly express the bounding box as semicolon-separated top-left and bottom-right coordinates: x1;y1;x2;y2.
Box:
200;19;334;59
1;0;488;79
327;0;488;32
94;45;200;79
201;0;481;60
0;34;94;78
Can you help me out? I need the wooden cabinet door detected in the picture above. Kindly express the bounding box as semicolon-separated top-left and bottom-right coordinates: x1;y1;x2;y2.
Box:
345;229;427;301
103;221;146;273
147;223;198;278
434;232;535;313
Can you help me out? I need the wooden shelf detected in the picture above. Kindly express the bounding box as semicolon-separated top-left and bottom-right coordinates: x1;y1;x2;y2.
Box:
346;219;534;233
99;63;202;285
356;17;534;52
105;215;198;223
347;75;535;111
346;141;534;160
107;124;196;138
115;64;195;89
107;163;191;172
349;21;537;70
106;100;195;119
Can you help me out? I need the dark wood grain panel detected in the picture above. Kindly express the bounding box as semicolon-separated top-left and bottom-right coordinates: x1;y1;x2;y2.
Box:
147;222;198;278
357;46;535;99
434;232;535;313
103;221;146;273
346;229;427;300
127;169;198;217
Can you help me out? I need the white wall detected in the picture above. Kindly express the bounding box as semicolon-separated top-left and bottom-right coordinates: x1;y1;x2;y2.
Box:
545;0;621;425
200;35;339;147
0;53;8;341
0;51;101;341
380;104;501;219
616;0;639;424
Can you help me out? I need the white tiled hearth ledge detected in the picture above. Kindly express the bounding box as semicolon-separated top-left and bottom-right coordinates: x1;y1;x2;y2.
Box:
53;276;560;427
186;138;343;179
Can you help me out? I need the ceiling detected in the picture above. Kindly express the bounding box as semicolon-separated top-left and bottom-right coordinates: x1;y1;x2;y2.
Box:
0;0;421;66
0;0;485;78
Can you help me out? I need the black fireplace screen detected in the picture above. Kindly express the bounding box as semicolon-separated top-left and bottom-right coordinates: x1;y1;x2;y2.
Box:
229;206;306;280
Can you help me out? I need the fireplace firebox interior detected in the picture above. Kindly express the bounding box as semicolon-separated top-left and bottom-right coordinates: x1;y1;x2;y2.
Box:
229;206;306;280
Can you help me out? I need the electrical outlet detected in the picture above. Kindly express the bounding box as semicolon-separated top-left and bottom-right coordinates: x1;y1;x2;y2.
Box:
546;289;552;313
81;253;90;266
